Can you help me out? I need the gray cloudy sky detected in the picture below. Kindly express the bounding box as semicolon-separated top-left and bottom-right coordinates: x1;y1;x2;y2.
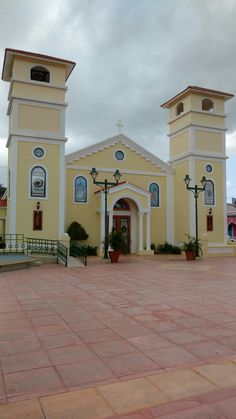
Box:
0;0;236;199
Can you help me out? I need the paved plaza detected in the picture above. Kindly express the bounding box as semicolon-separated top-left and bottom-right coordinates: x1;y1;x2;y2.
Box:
0;255;236;417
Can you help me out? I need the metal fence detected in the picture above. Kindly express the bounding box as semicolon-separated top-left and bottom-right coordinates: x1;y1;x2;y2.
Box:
0;234;25;254
70;241;87;266
0;235;68;267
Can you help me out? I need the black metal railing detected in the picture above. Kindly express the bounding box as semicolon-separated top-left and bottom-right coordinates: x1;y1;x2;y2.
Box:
70;242;87;266
0;234;25;254
26;237;68;267
57;241;68;267
26;237;58;256
0;234;88;269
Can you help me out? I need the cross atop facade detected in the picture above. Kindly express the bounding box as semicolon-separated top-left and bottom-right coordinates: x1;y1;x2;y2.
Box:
116;120;124;133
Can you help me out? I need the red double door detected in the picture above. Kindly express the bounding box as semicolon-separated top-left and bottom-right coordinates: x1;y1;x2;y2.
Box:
113;215;130;253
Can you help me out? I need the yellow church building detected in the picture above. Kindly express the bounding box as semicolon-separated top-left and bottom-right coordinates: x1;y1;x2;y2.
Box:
1;48;234;256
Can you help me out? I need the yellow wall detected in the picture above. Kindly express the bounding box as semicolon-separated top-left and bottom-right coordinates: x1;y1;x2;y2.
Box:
18;104;61;132
170;131;189;158
195;130;224;153
73;143;163;172
169;113;192;135
12;57;66;85
172;160;189;242
190;94;225;114
196;159;225;243
15;141;60;239
12;82;65;103
191;112;225;129
66;146;168;250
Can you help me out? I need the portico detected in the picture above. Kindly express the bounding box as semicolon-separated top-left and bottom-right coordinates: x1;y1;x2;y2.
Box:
96;182;153;255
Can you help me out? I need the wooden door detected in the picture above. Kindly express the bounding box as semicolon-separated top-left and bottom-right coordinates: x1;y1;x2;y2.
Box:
113;215;130;253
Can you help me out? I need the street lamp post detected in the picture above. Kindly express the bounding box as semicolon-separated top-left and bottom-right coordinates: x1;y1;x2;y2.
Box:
184;174;207;257
90;167;121;259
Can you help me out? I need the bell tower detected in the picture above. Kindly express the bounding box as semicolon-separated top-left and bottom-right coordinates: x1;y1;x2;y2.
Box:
2;49;75;239
161;86;233;245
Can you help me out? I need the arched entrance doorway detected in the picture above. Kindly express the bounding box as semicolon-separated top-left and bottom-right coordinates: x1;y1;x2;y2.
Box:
113;199;131;252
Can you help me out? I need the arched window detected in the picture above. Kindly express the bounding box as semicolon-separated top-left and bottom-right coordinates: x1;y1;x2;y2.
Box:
30;66;50;83
114;199;130;210
176;102;184;116
74;176;87;203
31;166;46;197
149;183;159;207
204;180;215;206
202;98;214;112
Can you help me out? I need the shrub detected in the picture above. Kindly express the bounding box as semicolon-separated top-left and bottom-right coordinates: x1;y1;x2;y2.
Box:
85;245;98;256
67;221;89;241
156;241;182;255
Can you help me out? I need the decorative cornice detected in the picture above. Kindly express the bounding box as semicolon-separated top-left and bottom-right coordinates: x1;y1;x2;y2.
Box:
169;152;228;164
168;124;227;138
9;78;67;91
65;133;172;173
168;109;226;125
7;96;67;115
65;165;172;176
6;134;67;148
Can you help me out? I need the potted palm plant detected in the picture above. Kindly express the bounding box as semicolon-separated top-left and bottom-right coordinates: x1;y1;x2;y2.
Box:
182;235;202;260
108;229;128;263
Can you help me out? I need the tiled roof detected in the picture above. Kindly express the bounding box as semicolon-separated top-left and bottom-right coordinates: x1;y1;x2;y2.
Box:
161;85;234;108
2;48;76;81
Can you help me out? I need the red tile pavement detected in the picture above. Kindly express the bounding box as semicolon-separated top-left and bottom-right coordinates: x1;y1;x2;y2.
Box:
56;358;115;387
0;255;236;415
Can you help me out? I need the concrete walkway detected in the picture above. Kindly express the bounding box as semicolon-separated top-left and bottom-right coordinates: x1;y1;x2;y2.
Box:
0;255;236;417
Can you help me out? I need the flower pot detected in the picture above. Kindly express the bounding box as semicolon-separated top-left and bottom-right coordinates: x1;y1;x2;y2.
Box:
185;249;196;260
109;250;120;263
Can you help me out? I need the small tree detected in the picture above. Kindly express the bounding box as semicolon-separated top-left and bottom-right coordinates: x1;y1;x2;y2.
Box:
67;221;89;241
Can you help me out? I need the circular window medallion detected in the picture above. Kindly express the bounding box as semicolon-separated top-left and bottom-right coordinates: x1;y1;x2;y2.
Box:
33;147;44;158
115;150;125;161
205;164;213;174
33;178;44;188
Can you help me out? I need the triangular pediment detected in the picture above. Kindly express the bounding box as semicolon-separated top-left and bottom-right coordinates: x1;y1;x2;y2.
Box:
95;181;150;198
66;133;172;173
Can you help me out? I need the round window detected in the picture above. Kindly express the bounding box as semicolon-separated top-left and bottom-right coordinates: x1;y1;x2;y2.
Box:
205;164;213;174
34;147;44;158
115;150;125;161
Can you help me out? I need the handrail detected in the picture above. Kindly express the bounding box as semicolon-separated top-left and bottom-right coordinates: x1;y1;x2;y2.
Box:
26;237;68;267
70;241;87;266
0;234;25;254
57;241;68;267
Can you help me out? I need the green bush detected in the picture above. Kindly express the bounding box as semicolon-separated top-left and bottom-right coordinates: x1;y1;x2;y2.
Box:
67;221;89;241
85;245;98;256
155;241;182;255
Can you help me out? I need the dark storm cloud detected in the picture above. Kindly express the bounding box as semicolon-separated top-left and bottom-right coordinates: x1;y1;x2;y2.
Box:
1;0;236;171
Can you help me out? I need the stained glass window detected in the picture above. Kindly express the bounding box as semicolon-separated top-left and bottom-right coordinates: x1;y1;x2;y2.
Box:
114;199;130;210
74;176;87;203
204;180;214;206
31;166;46;198
149;183;159;207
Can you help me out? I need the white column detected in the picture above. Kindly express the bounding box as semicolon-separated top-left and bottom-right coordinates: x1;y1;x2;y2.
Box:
138;211;143;252
167;173;175;243
146;211;151;250
100;210;105;253
108;211;113;233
